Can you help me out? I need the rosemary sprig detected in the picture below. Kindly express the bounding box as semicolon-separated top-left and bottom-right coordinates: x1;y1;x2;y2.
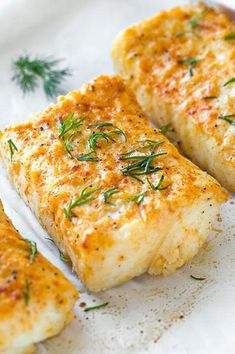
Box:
7;139;18;160
64;186;100;221
147;175;170;191
176;31;199;38
84;302;109;313
45;237;68;263
24;239;38;263
24;278;30;306
178;57;201;77
77;150;99;162
159;123;171;135
219;114;235;125
223;77;235;87
104;187;119;204
12;55;71;98
224;33;235;40
128;191;147;205
190;275;206;281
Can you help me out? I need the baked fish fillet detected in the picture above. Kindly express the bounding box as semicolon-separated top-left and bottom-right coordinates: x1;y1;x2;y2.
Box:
0;200;78;354
112;2;235;192
0;75;227;291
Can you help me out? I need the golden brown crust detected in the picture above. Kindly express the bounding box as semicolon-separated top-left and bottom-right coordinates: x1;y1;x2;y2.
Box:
0;200;78;352
0;75;227;291
112;3;235;191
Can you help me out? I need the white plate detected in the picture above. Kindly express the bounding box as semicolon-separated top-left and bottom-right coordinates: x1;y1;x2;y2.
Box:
0;1;234;353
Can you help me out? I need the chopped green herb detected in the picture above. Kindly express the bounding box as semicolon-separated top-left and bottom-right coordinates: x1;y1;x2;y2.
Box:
188;7;207;30
12;55;71;98
88;132;116;151
219;114;235;125
120;152;165;182
64;186;100;221
7;139;18;160
45;237;68;263
24;278;30;306
121;140;163;157
190;275;206;281
203;96;218;100
84;302;109;312
88;122;113;129
128;191;147;205
159;123;171;135
104;187;119;204
77;150;98;162
58;113;84;157
176;31;199;38
178;57;201;77
24;239;37;263
223;77;235;87
147;175;170;191
224;33;235;40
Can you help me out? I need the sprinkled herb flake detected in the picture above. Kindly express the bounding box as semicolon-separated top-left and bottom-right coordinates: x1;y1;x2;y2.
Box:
223;77;235;87
159;123;171;135
24;278;30;306
178;57;201;77
224;33;235;40
190;275;206;281
147;175;170;191
24;239;38;263
104;187;119;204
58;113;84;157
45;237;69;263
77;150;99;162
7;139;18;160
203;96;218;100
84;302;109;313
64;186;100;221
219;114;235;125
128;191;147;205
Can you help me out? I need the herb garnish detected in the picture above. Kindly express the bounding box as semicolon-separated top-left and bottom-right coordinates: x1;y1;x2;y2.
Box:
190;275;206;281
24;239;37;263
64;186;100;221
7;139;18;160
88;122;113;129
121;140;163;157
77;150;99;162
24;278;30;306
203;96;218;100
128;191;147;205
224;33;235;40
104;187;119;204
45;237;68;263
59;113;84;157
223;77;235;87
147;175;170;191
219;114;235;125
12;55;71;98
84;302;109;313
88;132;116;151
159;123;171;135
178;57;201;77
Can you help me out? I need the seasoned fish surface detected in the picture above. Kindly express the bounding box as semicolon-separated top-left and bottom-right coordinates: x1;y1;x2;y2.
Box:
112;3;235;192
0;201;78;354
0;75;227;291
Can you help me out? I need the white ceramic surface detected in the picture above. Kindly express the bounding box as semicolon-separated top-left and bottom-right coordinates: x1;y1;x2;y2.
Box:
0;1;234;353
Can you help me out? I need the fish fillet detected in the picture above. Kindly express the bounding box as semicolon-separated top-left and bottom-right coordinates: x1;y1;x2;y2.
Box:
112;2;235;192
0;75;227;291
